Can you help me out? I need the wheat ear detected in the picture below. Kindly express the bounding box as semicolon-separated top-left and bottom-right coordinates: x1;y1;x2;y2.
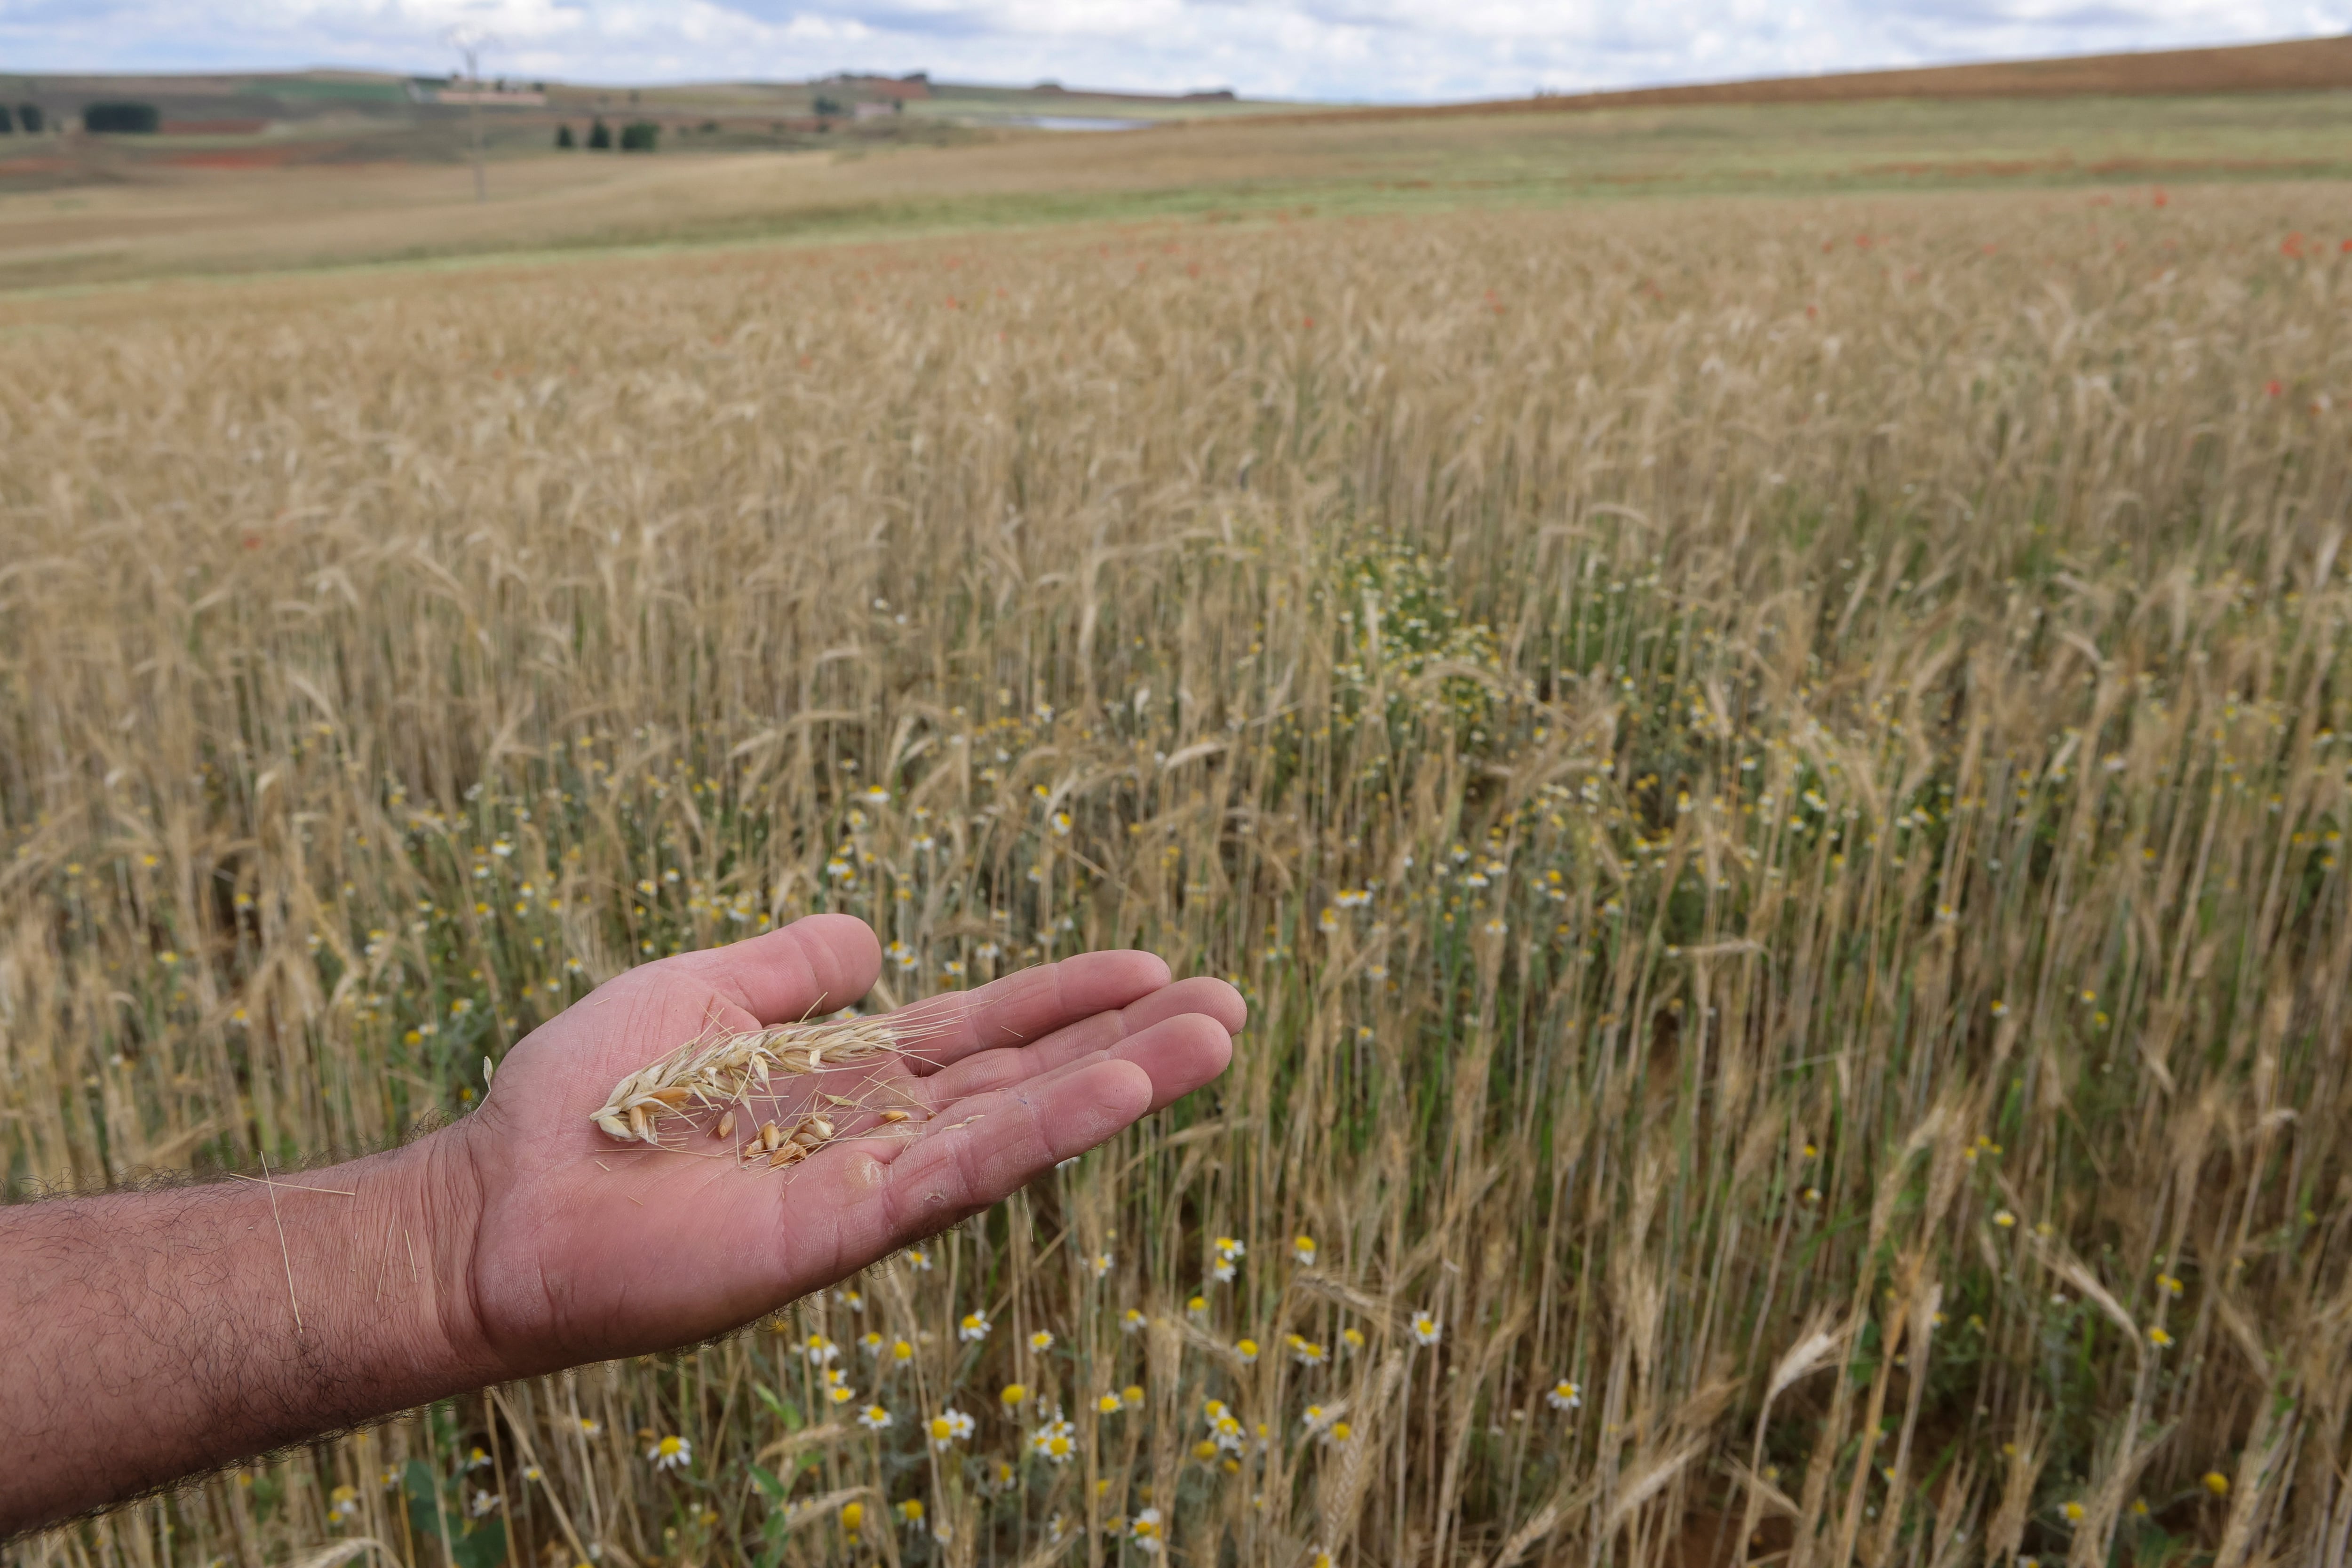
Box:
591;1014;936;1148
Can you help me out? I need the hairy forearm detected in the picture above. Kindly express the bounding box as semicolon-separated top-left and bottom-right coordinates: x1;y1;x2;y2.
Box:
0;1134;492;1537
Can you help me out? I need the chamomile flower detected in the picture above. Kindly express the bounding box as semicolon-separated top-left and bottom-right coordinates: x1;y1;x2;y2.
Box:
1090;1250;1114;1278
1235;1337;1260;1363
1411;1311;1443;1346
1029;1418;1078;1463
906;1248;933;1272
959;1310;992;1342
1547;1379;1583;1411
860;1331;886;1357
1131;1508;1164;1553
804;1333;840;1364
1341;1327;1366;1353
1213;1258;1237;1283
1291;1335;1328;1366
1000;1382;1029;1409
1097;1391;1125;1415
646;1434;691;1471
1123;1308;1146;1334
1293;1235;1317;1266
1030;1329;1055;1353
328;1485;359;1522
928;1409;976;1450
897;1498;926;1527
890;1337;915;1364
858;1403;893;1432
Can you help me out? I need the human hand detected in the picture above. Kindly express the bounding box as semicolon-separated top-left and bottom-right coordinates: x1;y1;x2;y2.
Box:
439;915;1241;1377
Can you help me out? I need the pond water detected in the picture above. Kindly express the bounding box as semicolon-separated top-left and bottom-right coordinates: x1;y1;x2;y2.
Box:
1005;115;1152;132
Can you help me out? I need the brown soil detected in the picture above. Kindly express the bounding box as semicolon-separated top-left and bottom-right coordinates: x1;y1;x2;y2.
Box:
159;119;271;136
1280;34;2352;125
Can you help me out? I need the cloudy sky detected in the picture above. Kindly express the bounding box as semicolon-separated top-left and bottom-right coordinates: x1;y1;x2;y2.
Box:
0;0;2345;102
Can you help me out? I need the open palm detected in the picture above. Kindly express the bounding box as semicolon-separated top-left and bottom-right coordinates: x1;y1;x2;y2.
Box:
450;915;1240;1374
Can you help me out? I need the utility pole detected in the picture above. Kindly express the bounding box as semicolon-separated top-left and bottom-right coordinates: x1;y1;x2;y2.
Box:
446;27;493;202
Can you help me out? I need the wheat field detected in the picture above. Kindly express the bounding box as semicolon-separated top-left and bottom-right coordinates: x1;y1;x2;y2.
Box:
4;181;2351;1568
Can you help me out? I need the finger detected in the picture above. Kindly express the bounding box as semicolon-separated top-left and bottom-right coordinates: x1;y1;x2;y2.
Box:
1042;1009;1233;1116
876;1059;1154;1238
846;1011;1226;1166
887;950;1173;1073
919;976;1244;1105
666;914;880;1027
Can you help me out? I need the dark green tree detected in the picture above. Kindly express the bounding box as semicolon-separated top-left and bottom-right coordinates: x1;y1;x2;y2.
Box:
619;121;659;152
555;123;575;149
19;104;43;134
586;117;612;150
83;102;160;134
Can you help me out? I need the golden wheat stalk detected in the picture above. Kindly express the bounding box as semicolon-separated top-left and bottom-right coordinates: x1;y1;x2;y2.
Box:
590;1014;935;1160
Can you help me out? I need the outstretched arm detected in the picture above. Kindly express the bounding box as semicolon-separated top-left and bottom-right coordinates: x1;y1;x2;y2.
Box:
0;915;1242;1536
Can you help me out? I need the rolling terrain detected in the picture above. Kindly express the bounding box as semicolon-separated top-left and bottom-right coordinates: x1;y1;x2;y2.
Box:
3;74;2352;293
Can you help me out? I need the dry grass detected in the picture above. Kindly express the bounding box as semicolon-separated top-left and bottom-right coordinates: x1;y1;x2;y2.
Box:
5;179;2352;1567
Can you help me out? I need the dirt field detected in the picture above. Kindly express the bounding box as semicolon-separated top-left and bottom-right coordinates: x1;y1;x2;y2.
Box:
1302;32;2352;122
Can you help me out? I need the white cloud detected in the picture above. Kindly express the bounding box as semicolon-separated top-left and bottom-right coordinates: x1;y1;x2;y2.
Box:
0;0;2342;100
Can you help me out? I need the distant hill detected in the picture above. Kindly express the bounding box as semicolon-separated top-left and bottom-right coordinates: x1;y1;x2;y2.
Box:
9;38;2352;183
1285;33;2352;124
0;68;1287;183
0;68;1279;137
